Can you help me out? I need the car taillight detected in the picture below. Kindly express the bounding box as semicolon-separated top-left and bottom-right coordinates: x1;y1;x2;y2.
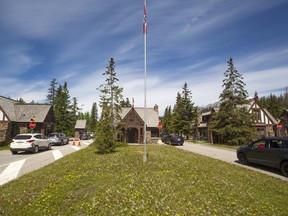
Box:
172;137;177;141
11;139;14;143
27;139;35;143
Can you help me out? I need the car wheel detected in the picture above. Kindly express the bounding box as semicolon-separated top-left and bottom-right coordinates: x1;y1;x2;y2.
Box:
34;145;39;153
238;153;248;165
60;140;64;146
47;143;52;150
281;161;288;177
11;151;18;154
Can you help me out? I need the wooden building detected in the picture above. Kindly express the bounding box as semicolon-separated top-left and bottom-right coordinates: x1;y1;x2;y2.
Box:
0;96;56;146
198;94;277;143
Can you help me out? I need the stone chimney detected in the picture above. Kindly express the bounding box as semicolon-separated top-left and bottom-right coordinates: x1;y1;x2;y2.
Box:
154;104;158;113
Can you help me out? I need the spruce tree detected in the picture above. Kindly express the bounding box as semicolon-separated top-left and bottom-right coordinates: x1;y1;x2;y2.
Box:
171;92;185;135
94;58;123;153
47;78;58;105
181;82;196;138
54;82;74;136
162;106;172;133
170;83;196;138
210;57;257;145
90;102;98;131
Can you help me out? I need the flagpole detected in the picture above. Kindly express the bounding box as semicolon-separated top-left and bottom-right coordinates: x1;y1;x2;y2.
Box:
143;0;147;163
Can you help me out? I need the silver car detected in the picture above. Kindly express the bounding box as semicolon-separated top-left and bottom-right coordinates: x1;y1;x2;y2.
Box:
10;133;52;154
48;133;69;146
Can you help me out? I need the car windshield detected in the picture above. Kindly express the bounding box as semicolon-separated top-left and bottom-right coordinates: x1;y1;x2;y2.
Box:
14;135;32;140
49;134;59;138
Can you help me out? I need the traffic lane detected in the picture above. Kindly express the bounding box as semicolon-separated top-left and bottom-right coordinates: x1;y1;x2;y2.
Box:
0;140;93;185
0;140;91;166
176;142;287;181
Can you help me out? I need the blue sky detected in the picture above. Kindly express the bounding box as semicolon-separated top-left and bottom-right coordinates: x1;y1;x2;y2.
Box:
1;0;288;116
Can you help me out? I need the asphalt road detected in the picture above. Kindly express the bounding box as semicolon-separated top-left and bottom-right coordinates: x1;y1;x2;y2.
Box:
0;139;93;186
175;142;288;181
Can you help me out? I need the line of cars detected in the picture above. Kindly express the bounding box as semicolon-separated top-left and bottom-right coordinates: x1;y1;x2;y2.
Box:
10;132;69;154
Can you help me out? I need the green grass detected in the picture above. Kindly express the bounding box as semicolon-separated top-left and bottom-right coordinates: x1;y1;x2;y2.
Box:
0;145;287;215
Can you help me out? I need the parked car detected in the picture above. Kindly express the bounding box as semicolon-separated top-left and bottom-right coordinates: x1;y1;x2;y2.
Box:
160;132;169;142
237;137;288;177
10;133;52;154
48;133;69;145
81;132;93;140
163;135;184;146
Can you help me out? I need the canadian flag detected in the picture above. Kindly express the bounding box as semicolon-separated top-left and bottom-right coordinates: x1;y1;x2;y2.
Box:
143;1;147;34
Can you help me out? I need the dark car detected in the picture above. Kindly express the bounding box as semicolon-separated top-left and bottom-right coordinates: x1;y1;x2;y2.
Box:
237;137;288;177
163;135;184;146
48;133;69;146
160;132;169;143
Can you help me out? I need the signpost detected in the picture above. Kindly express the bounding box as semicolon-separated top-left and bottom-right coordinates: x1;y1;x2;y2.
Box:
30;116;36;132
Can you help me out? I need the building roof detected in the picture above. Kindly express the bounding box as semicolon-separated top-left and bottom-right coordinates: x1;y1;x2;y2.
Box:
75;120;87;129
120;107;159;127
0;96;53;122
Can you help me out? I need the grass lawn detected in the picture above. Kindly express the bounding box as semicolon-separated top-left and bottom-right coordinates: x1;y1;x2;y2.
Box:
0;144;287;215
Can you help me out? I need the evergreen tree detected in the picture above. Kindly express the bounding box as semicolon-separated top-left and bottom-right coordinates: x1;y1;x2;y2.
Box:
181;82;197;138
17;98;26;104
210;57;257;145
54;82;74;136
162;106;172;133
170;92;186;135
47;78;58;105
94;58;123;153
120;98;132;107
90;102;98;131
94;101;116;153
169;83;196;138
98;58;123;126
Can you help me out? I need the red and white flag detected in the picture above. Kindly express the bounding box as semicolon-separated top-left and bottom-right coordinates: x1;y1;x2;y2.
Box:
143;1;147;34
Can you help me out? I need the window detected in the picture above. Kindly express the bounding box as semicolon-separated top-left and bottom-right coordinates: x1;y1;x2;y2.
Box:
253;140;266;148
269;140;282;148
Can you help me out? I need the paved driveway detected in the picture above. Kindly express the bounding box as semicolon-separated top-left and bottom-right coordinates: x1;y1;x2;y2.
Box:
174;142;287;181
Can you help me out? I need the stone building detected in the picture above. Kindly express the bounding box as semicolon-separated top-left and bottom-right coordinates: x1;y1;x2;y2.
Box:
0;96;56;146
119;105;160;144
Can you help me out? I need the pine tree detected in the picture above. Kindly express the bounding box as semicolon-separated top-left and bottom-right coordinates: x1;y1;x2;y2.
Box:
120;98;132;107
94;58;123;153
181;82;196;138
54;82;74;136
171;92;186;135
210;57;257;145
94;101;116;153
162;106;172;133
90;102;98;131
98;58;123;127
169;83;196;138
47;78;58;105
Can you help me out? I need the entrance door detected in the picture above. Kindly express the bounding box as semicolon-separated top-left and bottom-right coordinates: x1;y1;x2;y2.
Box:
128;128;138;143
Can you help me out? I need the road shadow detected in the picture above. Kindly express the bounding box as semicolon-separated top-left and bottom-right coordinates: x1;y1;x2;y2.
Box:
235;160;284;177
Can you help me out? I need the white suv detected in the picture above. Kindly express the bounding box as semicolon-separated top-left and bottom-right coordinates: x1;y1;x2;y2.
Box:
10;133;52;154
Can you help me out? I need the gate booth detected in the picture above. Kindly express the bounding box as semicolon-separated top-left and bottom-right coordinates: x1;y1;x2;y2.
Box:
119;106;159;144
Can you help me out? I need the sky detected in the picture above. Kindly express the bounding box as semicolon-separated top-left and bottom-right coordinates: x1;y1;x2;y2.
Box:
1;0;288;116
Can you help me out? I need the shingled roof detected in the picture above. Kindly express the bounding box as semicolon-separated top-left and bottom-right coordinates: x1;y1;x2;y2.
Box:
0;96;53;122
120;107;159;127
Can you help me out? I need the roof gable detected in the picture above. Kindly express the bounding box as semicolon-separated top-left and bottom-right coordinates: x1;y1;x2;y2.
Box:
120;107;159;127
0;96;53;122
75;120;87;129
122;108;144;127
